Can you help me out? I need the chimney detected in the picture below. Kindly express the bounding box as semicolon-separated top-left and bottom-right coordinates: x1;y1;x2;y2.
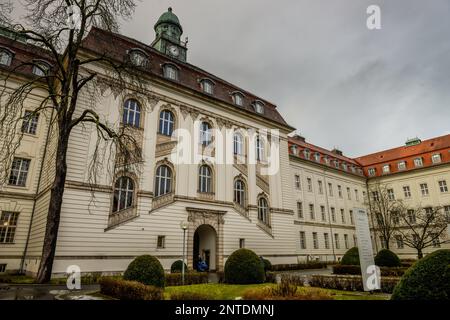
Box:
293;134;305;142
405;137;421;146
331;148;343;156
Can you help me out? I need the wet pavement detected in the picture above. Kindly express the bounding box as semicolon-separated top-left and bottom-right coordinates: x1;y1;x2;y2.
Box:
0;284;101;300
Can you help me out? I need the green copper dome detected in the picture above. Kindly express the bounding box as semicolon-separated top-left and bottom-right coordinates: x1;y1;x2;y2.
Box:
154;7;183;33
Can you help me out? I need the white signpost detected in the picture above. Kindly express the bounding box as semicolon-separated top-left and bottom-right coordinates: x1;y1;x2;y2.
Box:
353;207;381;291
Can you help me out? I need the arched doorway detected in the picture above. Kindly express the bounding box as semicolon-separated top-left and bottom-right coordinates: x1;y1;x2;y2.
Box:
193;224;217;271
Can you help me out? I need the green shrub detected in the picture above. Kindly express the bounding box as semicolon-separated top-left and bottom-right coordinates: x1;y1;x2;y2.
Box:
270;262;327;271
165;272;209;286
99;277;163;300
170;260;188;273
262;258;272;272
333;265;407;277
391;249;450;300
309;275;399;293
224;249;265;284
375;249;401;267
340;247;360;266
123;255;165;288
243;281;332;300
170;291;212;300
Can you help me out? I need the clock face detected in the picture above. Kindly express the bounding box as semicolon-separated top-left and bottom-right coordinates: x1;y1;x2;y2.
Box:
169;45;180;57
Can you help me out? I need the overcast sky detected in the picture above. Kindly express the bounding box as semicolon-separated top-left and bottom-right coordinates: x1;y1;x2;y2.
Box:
11;0;450;157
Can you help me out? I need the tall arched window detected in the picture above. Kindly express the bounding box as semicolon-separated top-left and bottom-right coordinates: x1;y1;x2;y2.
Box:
234;179;246;207
233;133;243;156
256;136;264;161
155;165;172;197
123;99;141;127
112;177;134;213
198;165;212;193
159;110;174;136
200;121;212;146
0;49;13;66
258;197;269;225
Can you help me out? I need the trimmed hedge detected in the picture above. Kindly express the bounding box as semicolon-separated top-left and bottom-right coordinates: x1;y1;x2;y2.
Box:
309;274;399;293
170;260;188;273
333;265;407;277
165;272;209;286
123;255;165;288
392;249;450;300
224;249;265;284
261;258;272;272
375;249;401;267
340;247;360;266
99;277;163;300
169;291;212;300
270;262;327;272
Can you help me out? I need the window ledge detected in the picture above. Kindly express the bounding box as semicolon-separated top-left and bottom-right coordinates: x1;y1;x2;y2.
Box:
106;207;138;231
256;221;273;237
152;192;175;210
197;192;215;201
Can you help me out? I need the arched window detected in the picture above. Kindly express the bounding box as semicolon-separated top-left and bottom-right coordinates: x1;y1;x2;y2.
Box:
232;92;244;106
200;79;214;94
112;176;134;213
258;197;269;225
32;61;50;76
129;49;148;67
163;64;179;80
233;133;243;156
0;49;13;66
200;121;212;146
198;165;212;193
253;101;265;114
159;110;174;136
234;179;246;207
256;136;264;161
123;99;141;127
155;165;172;197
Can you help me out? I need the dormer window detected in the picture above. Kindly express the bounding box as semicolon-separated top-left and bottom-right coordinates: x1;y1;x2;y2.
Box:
342;163;348;171
314;152;321;162
382;164;390;174
253;101;265;114
32;61;50;76
431;154;441;164
398;161;407;170
323;156;329;165
0;48;13;66
414;157;423;167
303;149;310;160
368;168;376;176
334;160;339;169
163;63;179;80
200;79;214;94
290;145;298;155
232;92;244;106
129;49;149;68
351;166;356;173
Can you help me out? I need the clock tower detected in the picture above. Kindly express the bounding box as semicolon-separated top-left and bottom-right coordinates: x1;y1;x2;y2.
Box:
151;7;188;62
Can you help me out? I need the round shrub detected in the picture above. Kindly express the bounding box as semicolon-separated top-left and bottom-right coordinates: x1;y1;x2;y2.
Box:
224;249;265;284
341;247;360;266
170;260;188;273
261;258;272;272
375;249;401;267
123;255;165;288
391;249;450;300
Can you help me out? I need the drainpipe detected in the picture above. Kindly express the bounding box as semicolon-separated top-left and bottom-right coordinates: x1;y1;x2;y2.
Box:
19;108;55;274
322;170;336;262
366;179;379;253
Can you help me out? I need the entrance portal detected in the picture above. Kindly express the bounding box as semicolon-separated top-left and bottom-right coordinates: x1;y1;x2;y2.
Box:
193;224;217;271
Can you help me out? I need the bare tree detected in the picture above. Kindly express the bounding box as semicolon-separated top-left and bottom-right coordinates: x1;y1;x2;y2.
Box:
396;205;448;259
366;182;402;250
0;0;146;283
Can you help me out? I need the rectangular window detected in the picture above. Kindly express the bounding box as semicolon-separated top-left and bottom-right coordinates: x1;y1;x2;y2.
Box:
295;175;301;189
347;187;351;200
309;204;315;220
313;232;319;249
398;161;407;171
8;158;30;187
307;178;313;192
372;191;379;202
355;189;359;201
431;154;441;164
334;233;340;249
438;180;448;193
239;238;245;249
340;209;346;224
157;235;165;249
350;210;354;225
318;180;323;194
396;235;404;249
414;157;423;167
432;234;441;248
297;202;303;219
403;186;411;198
300;231;306;249
353;234;357;246
387;188;395;200
0;264;6;273
382;165;390;174
328;183;333;196
21;111;39;135
0;212;19;243
337;185;342;198
331;207;336;222
407;209;416;224
445;206;450;223
320;205;326;221
420;183;429;196
344;234;349;249
379;236;386;249
324;233;330;249
368;168;376;176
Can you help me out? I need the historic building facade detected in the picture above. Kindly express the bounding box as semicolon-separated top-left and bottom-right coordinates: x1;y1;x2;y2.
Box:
0;9;449;275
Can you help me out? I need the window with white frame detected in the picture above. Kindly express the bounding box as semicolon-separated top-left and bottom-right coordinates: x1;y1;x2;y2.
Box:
239;238;245;248
32;61;50;76
233;132;243;156
255;136;264;161
323;156;329;165
398;161;407;170
8;157;30;187
387;188;395;200
200;122;212;146
403;186;411;198
353;234;357;246
444;206;450;223
129;50;148;67
201;79;214;94
328;183;333;196
431;154;442;164
338;185;342;198
382;164;390;174
407;209;416;224
254;101;264;114
395;235;404;249
344;234;349;249
320;205;326;221
355;189;359;201
342;163;348;171
324;233;330;249
438;180;448;193
372;191;380;201
314;152;321;162
318;180;323;194
334;233;340;249
307;178;313;192
368;168;376;176
0;48;13;66
294;175;301;190
233;93;244;106
159;110;174;136
334;160;339;169
312;232;319;249
155;165;172;197
303;149;310;160
432;234;441;248
331;207;336;222
350;210;354;224
198;165;212;193
112;176;134;213
234;179;246;207
420;183;429;196
0;212;19;243
21;111;39;135
257;197;269;226
157;235;165;249
379;236;387;249
299;231;306;249
340;209;346;224
163;64;179;80
123;99;141;127
347;187;351;200
414;157;423;167
297;202;303;219
309;204;315;220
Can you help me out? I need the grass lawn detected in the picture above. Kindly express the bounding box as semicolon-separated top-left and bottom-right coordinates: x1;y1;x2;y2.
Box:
164;283;390;300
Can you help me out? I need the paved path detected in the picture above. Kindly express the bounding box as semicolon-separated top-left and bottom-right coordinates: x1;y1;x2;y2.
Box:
0;284;100;300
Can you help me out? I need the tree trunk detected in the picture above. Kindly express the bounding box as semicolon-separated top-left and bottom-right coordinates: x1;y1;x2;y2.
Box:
36;131;70;283
417;248;423;259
